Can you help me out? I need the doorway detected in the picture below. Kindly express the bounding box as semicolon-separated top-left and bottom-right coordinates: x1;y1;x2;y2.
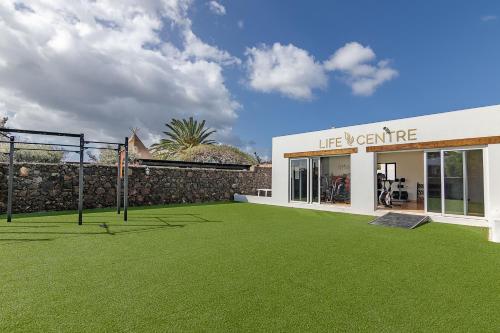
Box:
376;151;425;212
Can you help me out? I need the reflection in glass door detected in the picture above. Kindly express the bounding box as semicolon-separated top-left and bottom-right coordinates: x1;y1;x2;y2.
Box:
426;152;442;213
311;158;320;203
465;150;484;217
444;151;465;215
290;159;308;202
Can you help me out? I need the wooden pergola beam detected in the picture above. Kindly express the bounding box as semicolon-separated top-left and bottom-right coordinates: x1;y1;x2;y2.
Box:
284;147;358;158
366;136;500;153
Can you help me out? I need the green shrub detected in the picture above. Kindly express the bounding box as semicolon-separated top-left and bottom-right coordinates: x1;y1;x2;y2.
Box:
174;144;257;165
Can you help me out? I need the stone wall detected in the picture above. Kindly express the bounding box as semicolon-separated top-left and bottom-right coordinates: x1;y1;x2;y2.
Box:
0;163;272;214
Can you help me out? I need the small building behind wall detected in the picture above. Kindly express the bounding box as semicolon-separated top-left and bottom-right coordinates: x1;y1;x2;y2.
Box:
269;104;500;235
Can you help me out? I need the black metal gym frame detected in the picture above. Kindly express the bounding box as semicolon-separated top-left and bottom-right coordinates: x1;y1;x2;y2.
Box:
0;128;129;224
123;137;129;222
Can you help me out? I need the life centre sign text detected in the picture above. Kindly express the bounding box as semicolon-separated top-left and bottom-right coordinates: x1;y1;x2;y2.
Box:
319;128;418;149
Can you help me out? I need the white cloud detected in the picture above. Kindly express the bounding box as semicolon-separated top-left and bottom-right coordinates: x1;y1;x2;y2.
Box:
237;20;244;29
208;1;226;15
0;0;241;145
182;29;240;65
245;43;328;100
324;42;375;71
324;42;398;96
481;15;497;22
245;41;397;99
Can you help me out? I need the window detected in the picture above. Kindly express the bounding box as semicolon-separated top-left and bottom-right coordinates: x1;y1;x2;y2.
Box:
377;163;396;181
320;156;351;204
289;156;351;205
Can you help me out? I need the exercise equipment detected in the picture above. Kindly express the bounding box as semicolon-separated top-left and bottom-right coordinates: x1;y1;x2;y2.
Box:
0;127;129;224
330;176;349;203
378;178;393;207
392;177;409;202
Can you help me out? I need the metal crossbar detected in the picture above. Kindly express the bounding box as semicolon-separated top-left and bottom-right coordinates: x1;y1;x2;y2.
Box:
84;146;119;151
85;140;124;146
0;140;81;148
14;147;80;153
0;128;81;137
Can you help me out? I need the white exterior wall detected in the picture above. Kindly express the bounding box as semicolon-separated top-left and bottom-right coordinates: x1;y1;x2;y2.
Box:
487;144;500;217
350;152;376;214
271;105;500;221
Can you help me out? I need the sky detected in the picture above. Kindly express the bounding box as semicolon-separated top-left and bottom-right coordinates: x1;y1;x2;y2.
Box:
0;1;499;160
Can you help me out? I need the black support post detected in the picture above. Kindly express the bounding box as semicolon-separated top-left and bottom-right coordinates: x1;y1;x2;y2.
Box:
116;146;121;214
78;134;84;225
123;137;129;222
6;136;14;222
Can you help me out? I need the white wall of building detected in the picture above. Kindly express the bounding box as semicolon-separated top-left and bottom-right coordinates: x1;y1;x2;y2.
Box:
487;144;500;218
271;105;500;222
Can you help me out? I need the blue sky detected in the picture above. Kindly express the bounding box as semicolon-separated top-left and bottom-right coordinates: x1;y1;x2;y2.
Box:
1;1;499;160
193;0;500;156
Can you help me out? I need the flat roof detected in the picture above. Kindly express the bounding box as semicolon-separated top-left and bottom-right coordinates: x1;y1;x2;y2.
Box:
273;104;500;140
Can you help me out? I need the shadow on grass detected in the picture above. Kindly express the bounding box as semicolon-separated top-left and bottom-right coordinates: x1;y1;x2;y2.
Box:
0;225;62;228
0;225;180;244
0;219;222;226
0;238;52;242
2;214;222;225
0;201;236;220
0;238;54;245
0;213;223;245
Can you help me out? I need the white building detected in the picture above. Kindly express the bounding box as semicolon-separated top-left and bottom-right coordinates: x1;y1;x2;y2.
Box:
236;104;500;241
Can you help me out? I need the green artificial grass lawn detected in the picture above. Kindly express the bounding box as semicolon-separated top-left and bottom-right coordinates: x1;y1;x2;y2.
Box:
1;202;499;332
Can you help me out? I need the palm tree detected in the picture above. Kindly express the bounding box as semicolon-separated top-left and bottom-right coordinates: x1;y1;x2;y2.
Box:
151;117;216;156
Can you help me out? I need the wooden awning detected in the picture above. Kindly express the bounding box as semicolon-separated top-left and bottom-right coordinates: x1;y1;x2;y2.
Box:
366;136;500;153
284;148;357;158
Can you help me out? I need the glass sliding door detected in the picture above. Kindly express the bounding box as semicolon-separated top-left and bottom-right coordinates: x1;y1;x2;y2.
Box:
426;152;442;213
311;158;320;203
290;159;308;202
425;149;485;217
444;151;465;215
289;156;351;205
465;150;484;217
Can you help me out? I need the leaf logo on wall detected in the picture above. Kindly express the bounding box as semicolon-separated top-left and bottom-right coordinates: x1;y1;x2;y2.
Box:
344;132;355;146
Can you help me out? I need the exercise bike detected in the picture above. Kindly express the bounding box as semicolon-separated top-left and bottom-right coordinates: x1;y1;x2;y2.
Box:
331;176;349;203
378;179;394;208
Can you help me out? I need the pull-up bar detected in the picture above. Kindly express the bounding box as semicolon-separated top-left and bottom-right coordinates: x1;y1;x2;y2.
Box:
13;147;80;153
1;127;129;225
84;146;120;151
0;140;81;148
0;128;81;137
85;140;124;146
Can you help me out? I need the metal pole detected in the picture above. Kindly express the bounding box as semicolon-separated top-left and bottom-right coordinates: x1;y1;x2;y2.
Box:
116;145;121;214
6;136;14;222
123;137;129;222
78;134;84;225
